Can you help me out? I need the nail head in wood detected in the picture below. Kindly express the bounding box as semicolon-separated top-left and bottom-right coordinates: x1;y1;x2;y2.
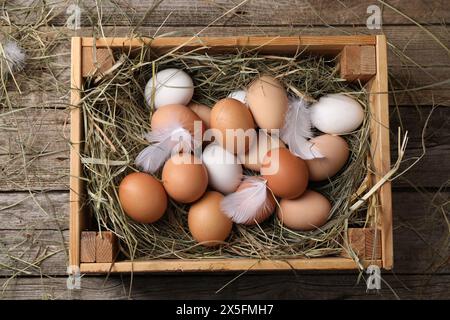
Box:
340;45;376;82
95;231;118;263
82;47;114;78
80;231;96;263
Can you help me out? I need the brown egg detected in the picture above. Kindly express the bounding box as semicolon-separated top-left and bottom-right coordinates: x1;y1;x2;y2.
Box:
210;98;256;155
261;148;309;199
188;191;233;247
236;179;276;225
188;102;211;128
247;75;288;129
277;190;331;231
151;104;204;136
305;134;350;181
240;132;286;171
162;153;208;203
118;172;167;223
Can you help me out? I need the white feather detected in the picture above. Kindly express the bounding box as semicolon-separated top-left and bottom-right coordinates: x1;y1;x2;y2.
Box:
135;125;193;173
1;41;25;75
221;176;270;224
280;96;324;160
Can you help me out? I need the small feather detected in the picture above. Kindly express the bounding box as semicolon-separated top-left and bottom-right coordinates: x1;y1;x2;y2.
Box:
135;125;192;173
1;41;25;75
280;96;324;160
221;176;270;224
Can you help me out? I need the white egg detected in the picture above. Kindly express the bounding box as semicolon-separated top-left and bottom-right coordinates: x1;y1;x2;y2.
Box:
227;90;247;105
310;94;364;134
202;144;243;194
145;68;194;109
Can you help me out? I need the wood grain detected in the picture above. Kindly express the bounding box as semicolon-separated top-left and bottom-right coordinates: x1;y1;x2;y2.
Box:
80;232;96;263
0;192;68;230
95;231;118;263
6;1;450;26
3;25;449;108
0;191;447;276
1;273;449;300
69;37;83;269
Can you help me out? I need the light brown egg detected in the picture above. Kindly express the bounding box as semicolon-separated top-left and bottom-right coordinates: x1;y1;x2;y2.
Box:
240;132;286;171
305;134;350;181
236;180;276;225
247;75;288;129
261;148;309;199
188;102;211;128
151;104;204;136
210;98;256;155
277;190;331;231
162;153;208;203
188;191;233;247
118;172;167;223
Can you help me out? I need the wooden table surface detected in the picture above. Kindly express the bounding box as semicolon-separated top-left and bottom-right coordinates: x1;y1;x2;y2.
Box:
1;1;449;300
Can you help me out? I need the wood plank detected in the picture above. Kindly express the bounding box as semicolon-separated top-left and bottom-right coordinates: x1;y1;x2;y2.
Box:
1;274;449;299
0;230;68;276
0;191;447;276
340;45;376;82
69;37;83;271
1;105;448;191
7;1;450;26
3;26;449;108
80;258;382;273
0;192;68;230
370;35;393;270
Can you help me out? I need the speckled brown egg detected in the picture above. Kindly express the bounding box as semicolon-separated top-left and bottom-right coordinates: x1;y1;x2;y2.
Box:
210;98;256;155
261;148;309;199
118;172;167;223
188;102;211;128
188;191;233;247
305;134;350;181
247;75;288;129
151;104;204;136
277;190;331;231
162;153;208;203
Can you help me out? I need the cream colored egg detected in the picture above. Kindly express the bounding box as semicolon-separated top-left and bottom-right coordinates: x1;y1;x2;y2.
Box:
247;75;288;129
277;190;331;231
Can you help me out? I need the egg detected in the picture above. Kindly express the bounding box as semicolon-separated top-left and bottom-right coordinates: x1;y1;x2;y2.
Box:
188;191;233;247
202;144;243;194
210;98;256;154
239;132;286;171
188;102;211;128
246;75;288;129
310;94;364;134
162;153;208;203
144;68;194;109
118;172;167;223
235;179;276;225
151;104;204;136
306;134;349;181
261;148;309;199
277;190;331;231
227;89;247;105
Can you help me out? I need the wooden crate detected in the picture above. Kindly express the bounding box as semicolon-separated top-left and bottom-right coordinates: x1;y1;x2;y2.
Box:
70;36;391;273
